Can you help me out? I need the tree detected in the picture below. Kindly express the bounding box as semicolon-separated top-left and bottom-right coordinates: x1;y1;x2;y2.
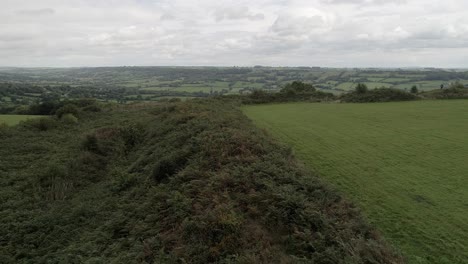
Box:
280;81;316;95
410;85;418;94
355;83;368;94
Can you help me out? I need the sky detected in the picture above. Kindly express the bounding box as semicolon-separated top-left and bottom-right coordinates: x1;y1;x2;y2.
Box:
1;0;468;67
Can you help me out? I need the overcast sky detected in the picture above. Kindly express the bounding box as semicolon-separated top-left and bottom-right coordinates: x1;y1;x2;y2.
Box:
1;0;468;67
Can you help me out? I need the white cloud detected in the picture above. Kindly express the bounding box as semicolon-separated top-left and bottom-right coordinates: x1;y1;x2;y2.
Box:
0;0;467;67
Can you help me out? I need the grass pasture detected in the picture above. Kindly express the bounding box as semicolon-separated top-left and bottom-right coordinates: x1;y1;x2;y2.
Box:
0;115;44;126
243;100;468;264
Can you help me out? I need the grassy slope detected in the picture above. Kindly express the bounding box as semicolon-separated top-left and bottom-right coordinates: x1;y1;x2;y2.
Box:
0;115;44;126
243;100;468;264
0;100;402;263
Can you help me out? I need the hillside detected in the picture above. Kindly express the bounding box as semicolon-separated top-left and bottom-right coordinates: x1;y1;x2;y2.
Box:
0;99;403;263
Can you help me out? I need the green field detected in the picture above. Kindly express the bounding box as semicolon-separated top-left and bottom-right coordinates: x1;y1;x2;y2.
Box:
243;100;468;264
0;115;45;126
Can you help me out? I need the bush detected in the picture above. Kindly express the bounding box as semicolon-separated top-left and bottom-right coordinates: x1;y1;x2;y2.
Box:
61;113;78;124
421;83;468;99
82;104;102;112
109;167;137;192
55;104;79;118
119;122;145;152
28;100;63;115
411;85;418;94
0;123;9;137
20;117;58;131
152;150;190;183
35;163;74;200
81;134;101;154
241;81;336;104
341;87;417;103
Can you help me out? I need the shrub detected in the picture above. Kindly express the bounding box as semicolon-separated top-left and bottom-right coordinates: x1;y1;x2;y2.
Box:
448;81;465;89
55;104;80;118
72;98;98;107
341;87;417;103
81;134;101;154
0;123;9;137
119;122;145;151
82;104;102;112
241;81;335;104
109;168;137;192
411;85;418;94
20;117;58;131
152;151;189;183
61;113;78;124
421;83;468;99
35;163;74;201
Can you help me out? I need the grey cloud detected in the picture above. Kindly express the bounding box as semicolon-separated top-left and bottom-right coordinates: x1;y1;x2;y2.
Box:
321;0;406;5
0;0;467;67
160;13;175;21
270;15;325;36
214;6;264;21
17;8;55;16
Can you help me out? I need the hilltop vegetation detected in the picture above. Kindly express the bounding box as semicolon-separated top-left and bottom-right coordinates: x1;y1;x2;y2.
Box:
0;99;403;263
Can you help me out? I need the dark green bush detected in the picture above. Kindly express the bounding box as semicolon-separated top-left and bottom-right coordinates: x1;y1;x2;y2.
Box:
61;113;78;124
55;104;80;118
35;163;74;201
152;149;191;183
81;134;101;153
20;117;58;131
82;104;102;112
341;87;417;103
241;81;335;104
422;83;468;99
109;168;137;192
119;122;145;151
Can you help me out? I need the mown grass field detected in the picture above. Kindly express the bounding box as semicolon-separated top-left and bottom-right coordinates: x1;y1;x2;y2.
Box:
0;115;44;126
243;100;468;264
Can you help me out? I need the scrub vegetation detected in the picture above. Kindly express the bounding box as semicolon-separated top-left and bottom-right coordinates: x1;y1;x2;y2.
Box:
0;99;404;263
